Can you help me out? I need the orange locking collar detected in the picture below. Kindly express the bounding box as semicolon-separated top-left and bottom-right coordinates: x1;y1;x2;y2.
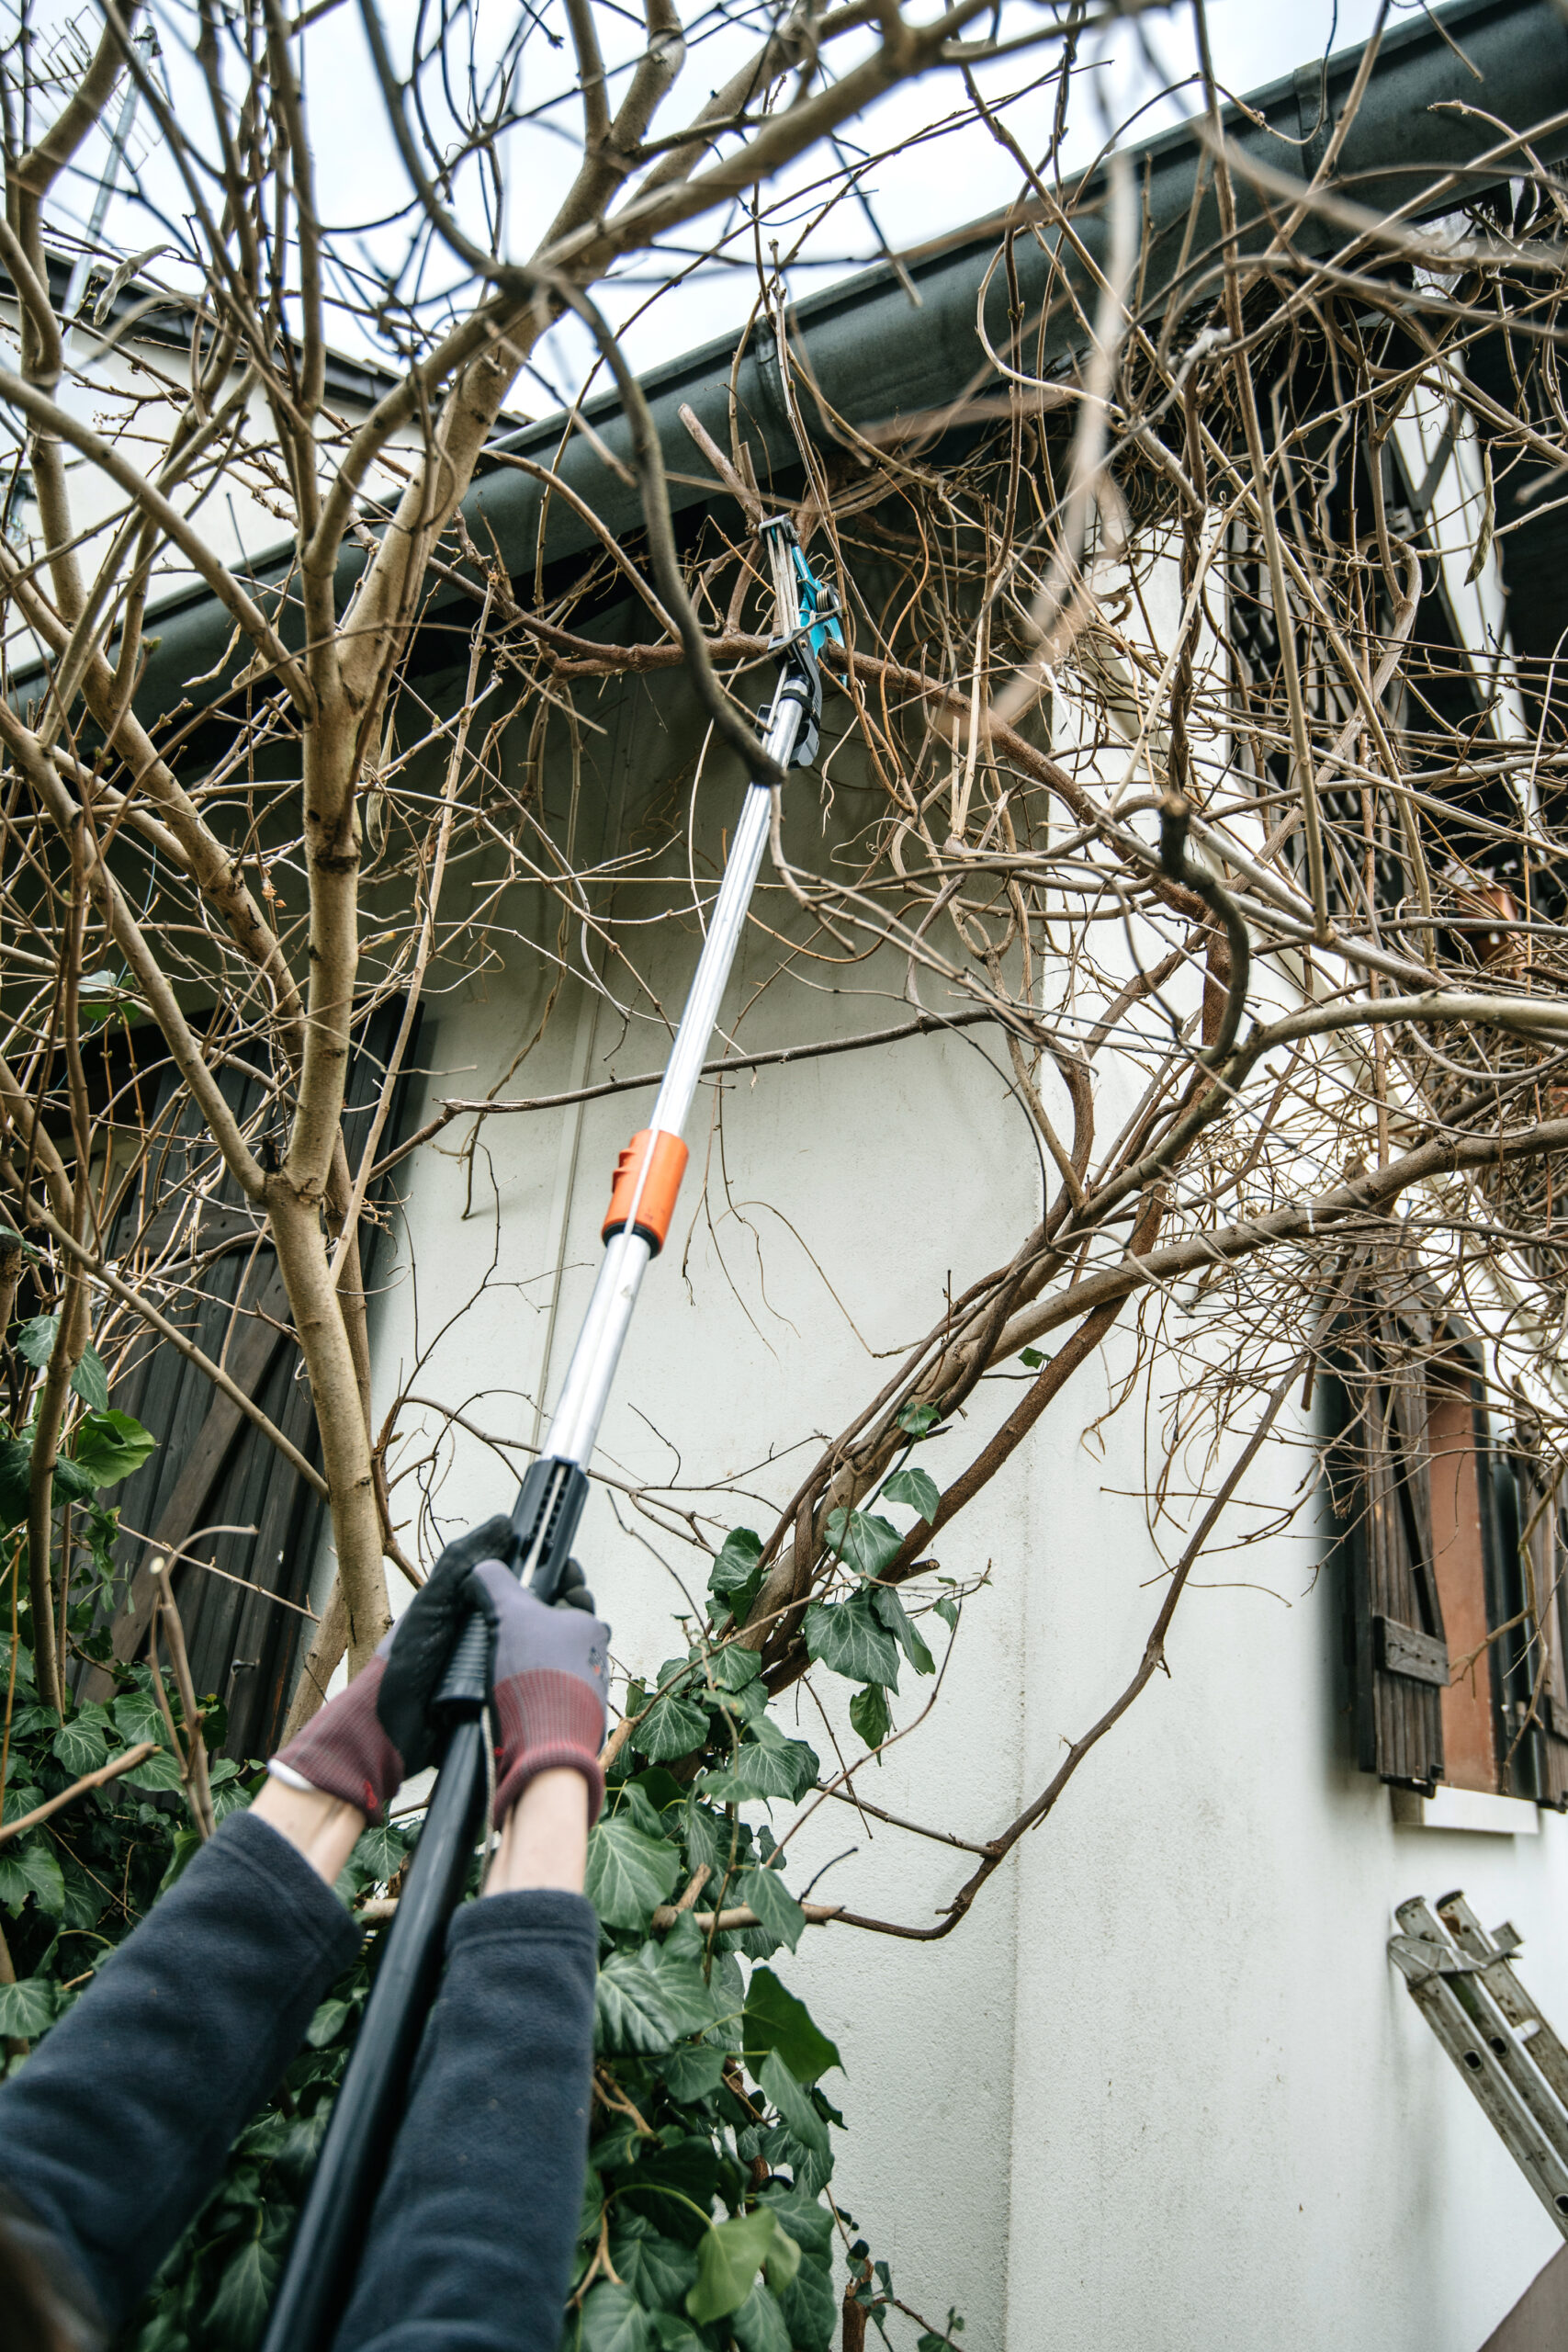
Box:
602;1128;689;1256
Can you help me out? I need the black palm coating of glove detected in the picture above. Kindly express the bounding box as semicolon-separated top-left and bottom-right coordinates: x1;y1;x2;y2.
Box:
549;1556;598;1612
376;1514;519;1775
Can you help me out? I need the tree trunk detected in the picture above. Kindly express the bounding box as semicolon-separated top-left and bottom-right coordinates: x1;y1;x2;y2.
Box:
266;1189;389;1674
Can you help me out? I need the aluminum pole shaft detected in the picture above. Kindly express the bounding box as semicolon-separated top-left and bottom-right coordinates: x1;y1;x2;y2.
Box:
541;689;803;1470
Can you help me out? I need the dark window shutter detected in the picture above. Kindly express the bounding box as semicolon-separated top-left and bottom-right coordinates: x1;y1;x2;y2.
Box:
86;1001;417;1757
1513;1450;1568;1810
1336;1306;1447;1789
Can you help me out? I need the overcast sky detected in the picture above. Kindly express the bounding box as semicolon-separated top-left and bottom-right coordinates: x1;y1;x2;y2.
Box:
38;0;1393;408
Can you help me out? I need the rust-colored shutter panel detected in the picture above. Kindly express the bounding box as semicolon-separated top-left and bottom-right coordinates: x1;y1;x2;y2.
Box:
1339;1316;1447;1790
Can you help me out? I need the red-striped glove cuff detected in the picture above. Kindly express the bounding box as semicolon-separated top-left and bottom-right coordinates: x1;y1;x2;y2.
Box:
270;1657;401;1825
491;1668;606;1826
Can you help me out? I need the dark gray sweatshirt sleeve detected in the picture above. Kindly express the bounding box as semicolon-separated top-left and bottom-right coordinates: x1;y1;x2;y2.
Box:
0;1807;360;2336
332;1889;597;2352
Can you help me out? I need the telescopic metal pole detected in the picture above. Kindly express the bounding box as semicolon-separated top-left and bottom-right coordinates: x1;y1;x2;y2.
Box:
261;522;839;2352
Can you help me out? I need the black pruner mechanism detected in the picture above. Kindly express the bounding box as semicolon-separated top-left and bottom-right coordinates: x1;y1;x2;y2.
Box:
757;514;842;772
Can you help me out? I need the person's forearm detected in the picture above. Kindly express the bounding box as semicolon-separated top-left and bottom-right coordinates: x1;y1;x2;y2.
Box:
334;1771;596;2352
253;1773;367;1882
0;1812;360;2335
484;1765;588;1894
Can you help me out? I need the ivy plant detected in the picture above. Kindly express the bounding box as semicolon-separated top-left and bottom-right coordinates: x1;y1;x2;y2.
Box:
0;1373;961;2348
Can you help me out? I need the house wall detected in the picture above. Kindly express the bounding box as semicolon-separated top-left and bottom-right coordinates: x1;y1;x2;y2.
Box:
0;288;417;625
345;631;1568;2352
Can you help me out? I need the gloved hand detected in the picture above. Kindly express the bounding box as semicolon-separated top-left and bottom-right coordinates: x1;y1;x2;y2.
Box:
467;1558;610;1826
270;1515;522;1822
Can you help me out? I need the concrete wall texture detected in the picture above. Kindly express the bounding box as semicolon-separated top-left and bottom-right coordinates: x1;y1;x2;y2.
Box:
345;655;1568;2352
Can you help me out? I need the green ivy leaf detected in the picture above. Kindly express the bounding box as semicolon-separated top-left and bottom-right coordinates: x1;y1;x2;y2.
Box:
774;2249;839;2352
649;2315;706;2352
730;2278;793;2352
686;2211;780;2325
55;1849;107;1931
581;2282;655;2352
709;1528;764;1609
610;2211;699;2312
0;1835;65;1920
204;2221;283;2350
933;1595;959;1630
213;1777;253;1826
802;1593;899;1690
708;1644;762;1693
620;1779;677;1843
631;2132;738;2233
1020;1347;1045;1369
72;1409;157;1489
119;1747;186;1794
0;1437;32;1531
596;1948;679;2054
848;1682;891;1749
738;1866;806;1953
4;1703;55;1739
896;1400;940;1437
662;2042;728;2100
13;1314;58;1371
347;1821;410;1887
0;1974;55;2039
869;1586;934;1677
743;1969;840;2086
51;1454;97;1507
632;1689;708;1765
112;1690;171;1748
763;2225;801;2294
70;1342;110;1413
823;1508;902;1580
698;1715;818;1806
587;1813;682;1931
645;1932;722;2038
51;1714;109;1778
306;1997;352;2049
681;1796;730;1882
759;2052;830;2157
757;2182;834;2261
0;1639;34;1693
158;1825;204;1894
882;1465;939;1522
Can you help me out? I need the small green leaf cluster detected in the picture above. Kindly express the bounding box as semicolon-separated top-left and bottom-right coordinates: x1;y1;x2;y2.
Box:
574;1736;847;2352
0;1380;203;2048
0;1587;251;2054
0;1318;157;1566
575;1541;961;2352
771;1440;953;1758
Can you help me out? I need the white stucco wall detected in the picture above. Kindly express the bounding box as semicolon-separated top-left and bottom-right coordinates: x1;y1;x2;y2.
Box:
348;635;1568;2352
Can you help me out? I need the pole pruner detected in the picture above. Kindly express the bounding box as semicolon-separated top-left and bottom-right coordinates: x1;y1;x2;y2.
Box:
261;515;841;2352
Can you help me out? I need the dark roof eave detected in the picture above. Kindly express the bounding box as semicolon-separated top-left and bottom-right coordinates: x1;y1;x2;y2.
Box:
12;0;1567;722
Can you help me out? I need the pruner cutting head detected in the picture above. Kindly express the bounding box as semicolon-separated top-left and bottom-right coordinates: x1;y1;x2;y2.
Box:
757;515;841;771
758;514;843;655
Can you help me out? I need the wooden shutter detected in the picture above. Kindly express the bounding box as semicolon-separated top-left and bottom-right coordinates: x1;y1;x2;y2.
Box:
1515;1450;1568;1810
86;1001;415;1757
1336;1306;1448;1789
